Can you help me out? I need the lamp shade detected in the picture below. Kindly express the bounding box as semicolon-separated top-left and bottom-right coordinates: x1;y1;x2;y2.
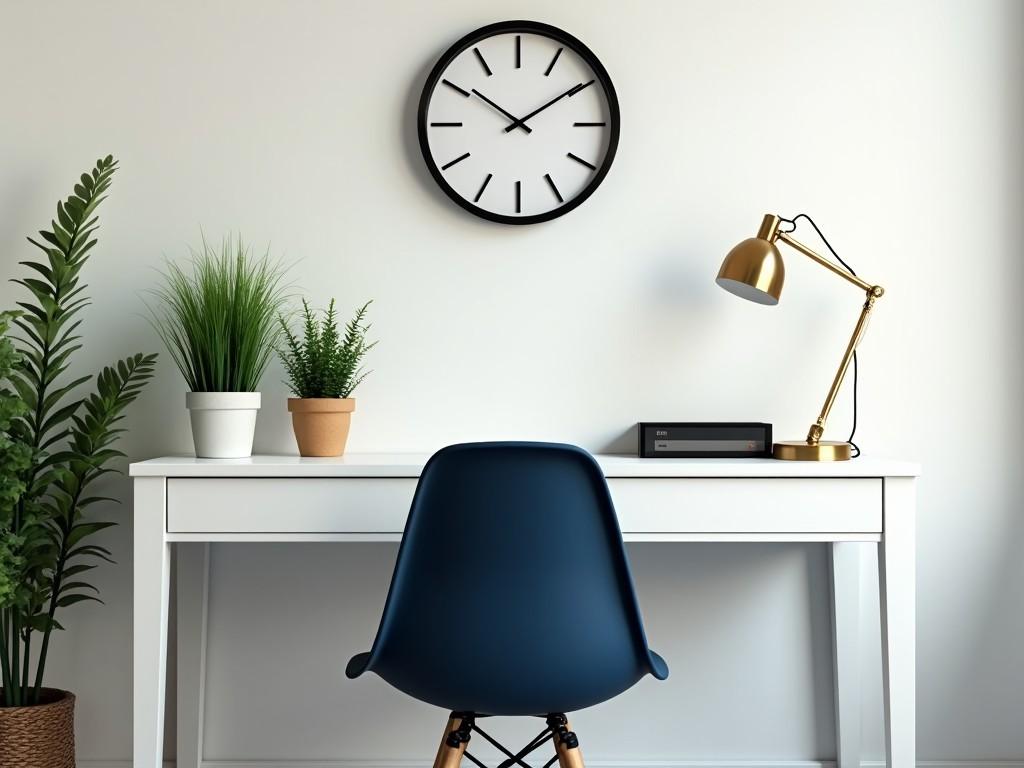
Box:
715;236;785;306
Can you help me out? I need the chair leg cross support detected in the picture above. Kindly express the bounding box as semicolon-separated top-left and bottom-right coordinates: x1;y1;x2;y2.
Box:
432;713;585;768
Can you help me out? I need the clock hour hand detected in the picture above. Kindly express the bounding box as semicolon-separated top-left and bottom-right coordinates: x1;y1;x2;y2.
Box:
503;80;594;133
471;89;532;133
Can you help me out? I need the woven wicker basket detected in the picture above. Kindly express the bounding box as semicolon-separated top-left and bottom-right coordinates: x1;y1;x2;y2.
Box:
0;688;75;767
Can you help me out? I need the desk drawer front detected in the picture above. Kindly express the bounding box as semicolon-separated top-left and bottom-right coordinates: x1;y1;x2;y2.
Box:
167;476;881;535
167;478;417;533
608;477;881;533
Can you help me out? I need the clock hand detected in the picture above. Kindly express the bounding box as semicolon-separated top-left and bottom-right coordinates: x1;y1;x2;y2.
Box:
471;89;532;133
503;79;594;133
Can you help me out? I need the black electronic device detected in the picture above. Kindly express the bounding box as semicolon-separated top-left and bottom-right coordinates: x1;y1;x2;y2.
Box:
638;422;773;459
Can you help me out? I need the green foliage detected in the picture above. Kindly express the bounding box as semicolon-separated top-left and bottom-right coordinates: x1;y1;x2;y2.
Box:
147;236;289;392
1;156;157;707
278;299;376;399
0;314;32;612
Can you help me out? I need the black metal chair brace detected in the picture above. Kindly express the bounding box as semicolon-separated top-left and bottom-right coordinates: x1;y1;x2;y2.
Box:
445;713;581;768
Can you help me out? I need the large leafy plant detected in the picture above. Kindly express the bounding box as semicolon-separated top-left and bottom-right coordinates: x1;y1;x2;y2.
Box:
279;299;376;398
148;237;289;392
0;313;31;615
1;156;156;707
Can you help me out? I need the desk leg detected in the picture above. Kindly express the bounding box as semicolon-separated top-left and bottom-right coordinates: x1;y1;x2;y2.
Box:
830;542;862;768
134;477;170;768
879;478;916;768
177;543;210;768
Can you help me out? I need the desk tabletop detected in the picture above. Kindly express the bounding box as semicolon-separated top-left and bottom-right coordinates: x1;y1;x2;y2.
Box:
129;453;920;478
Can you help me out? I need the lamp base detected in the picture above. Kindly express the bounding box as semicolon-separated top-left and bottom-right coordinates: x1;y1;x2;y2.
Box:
773;440;852;461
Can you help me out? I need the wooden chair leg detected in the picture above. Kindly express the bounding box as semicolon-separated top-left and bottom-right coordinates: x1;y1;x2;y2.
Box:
433;714;469;768
551;718;585;768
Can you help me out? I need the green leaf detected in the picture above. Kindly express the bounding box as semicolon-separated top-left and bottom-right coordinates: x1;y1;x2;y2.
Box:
65;521;116;549
57;593;103;608
66;545;115;564
77;495;118;508
41;374;90;413
19;259;54;282
57;581;99;595
56;202;75;233
59;563;96;579
13;279;53;304
39;400;81;437
9;370;38;409
51;219;71;249
26;614;64;633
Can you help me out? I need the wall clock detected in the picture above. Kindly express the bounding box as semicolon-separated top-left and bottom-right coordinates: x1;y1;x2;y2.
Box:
417;20;620;225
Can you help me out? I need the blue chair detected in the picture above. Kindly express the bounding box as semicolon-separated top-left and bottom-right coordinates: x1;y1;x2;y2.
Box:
347;442;667;768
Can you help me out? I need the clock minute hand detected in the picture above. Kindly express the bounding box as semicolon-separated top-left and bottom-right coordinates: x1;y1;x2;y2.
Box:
503;79;594;133
471;89;532;133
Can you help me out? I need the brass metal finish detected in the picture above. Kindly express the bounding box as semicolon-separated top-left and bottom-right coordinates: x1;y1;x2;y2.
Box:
716;237;785;305
552;719;585;768
756;213;782;241
716;213;886;462
774;232;876;294
433;716;468;768
804;289;879;449
773;440;852;461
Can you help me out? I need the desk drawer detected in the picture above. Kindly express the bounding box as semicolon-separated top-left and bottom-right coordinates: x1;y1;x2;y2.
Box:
609;478;881;533
167;478;417;533
167;476;881;535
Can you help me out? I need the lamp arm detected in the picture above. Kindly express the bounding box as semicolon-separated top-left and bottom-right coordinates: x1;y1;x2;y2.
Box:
776;232;875;293
773;231;885;446
803;288;882;444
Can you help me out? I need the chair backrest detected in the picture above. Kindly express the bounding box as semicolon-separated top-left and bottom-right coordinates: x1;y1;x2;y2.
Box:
360;441;661;715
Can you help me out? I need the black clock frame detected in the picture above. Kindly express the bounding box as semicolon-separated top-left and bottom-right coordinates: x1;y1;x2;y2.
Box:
417;20;620;225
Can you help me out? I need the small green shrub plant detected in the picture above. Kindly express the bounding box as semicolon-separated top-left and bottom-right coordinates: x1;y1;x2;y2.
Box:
278;299;376;399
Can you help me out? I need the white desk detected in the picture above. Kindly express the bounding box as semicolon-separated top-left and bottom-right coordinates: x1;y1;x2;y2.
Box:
130;454;919;768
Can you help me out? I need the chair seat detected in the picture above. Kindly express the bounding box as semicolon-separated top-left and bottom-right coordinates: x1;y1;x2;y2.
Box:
346;442;669;716
347;646;668;716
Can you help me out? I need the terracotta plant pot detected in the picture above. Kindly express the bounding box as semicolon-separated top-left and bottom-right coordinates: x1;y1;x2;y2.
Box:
288;398;355;456
0;688;75;768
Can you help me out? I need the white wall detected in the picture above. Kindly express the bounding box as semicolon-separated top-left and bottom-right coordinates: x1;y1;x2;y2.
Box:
1;0;1022;764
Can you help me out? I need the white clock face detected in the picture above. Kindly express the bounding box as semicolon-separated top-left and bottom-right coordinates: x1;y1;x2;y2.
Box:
418;22;619;224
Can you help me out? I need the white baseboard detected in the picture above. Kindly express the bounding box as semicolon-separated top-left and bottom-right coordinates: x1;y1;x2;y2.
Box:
77;761;1024;768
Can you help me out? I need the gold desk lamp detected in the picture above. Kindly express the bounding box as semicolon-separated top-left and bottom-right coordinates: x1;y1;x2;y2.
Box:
716;213;885;461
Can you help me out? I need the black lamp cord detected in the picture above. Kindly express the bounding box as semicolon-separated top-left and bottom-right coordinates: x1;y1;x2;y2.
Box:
777;214;862;458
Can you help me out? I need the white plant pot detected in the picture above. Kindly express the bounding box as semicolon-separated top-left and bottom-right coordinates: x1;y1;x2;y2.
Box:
185;392;261;458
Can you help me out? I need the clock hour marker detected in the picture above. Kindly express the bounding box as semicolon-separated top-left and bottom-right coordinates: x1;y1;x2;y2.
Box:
568;79;595;97
473;47;492;77
430;122;463;127
474;173;493;203
442;79;470;97
544;47;563;76
573;122;606;127
567;152;597;171
515;180;521;213
441;152;471;171
544;173;564;203
515;35;521;68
